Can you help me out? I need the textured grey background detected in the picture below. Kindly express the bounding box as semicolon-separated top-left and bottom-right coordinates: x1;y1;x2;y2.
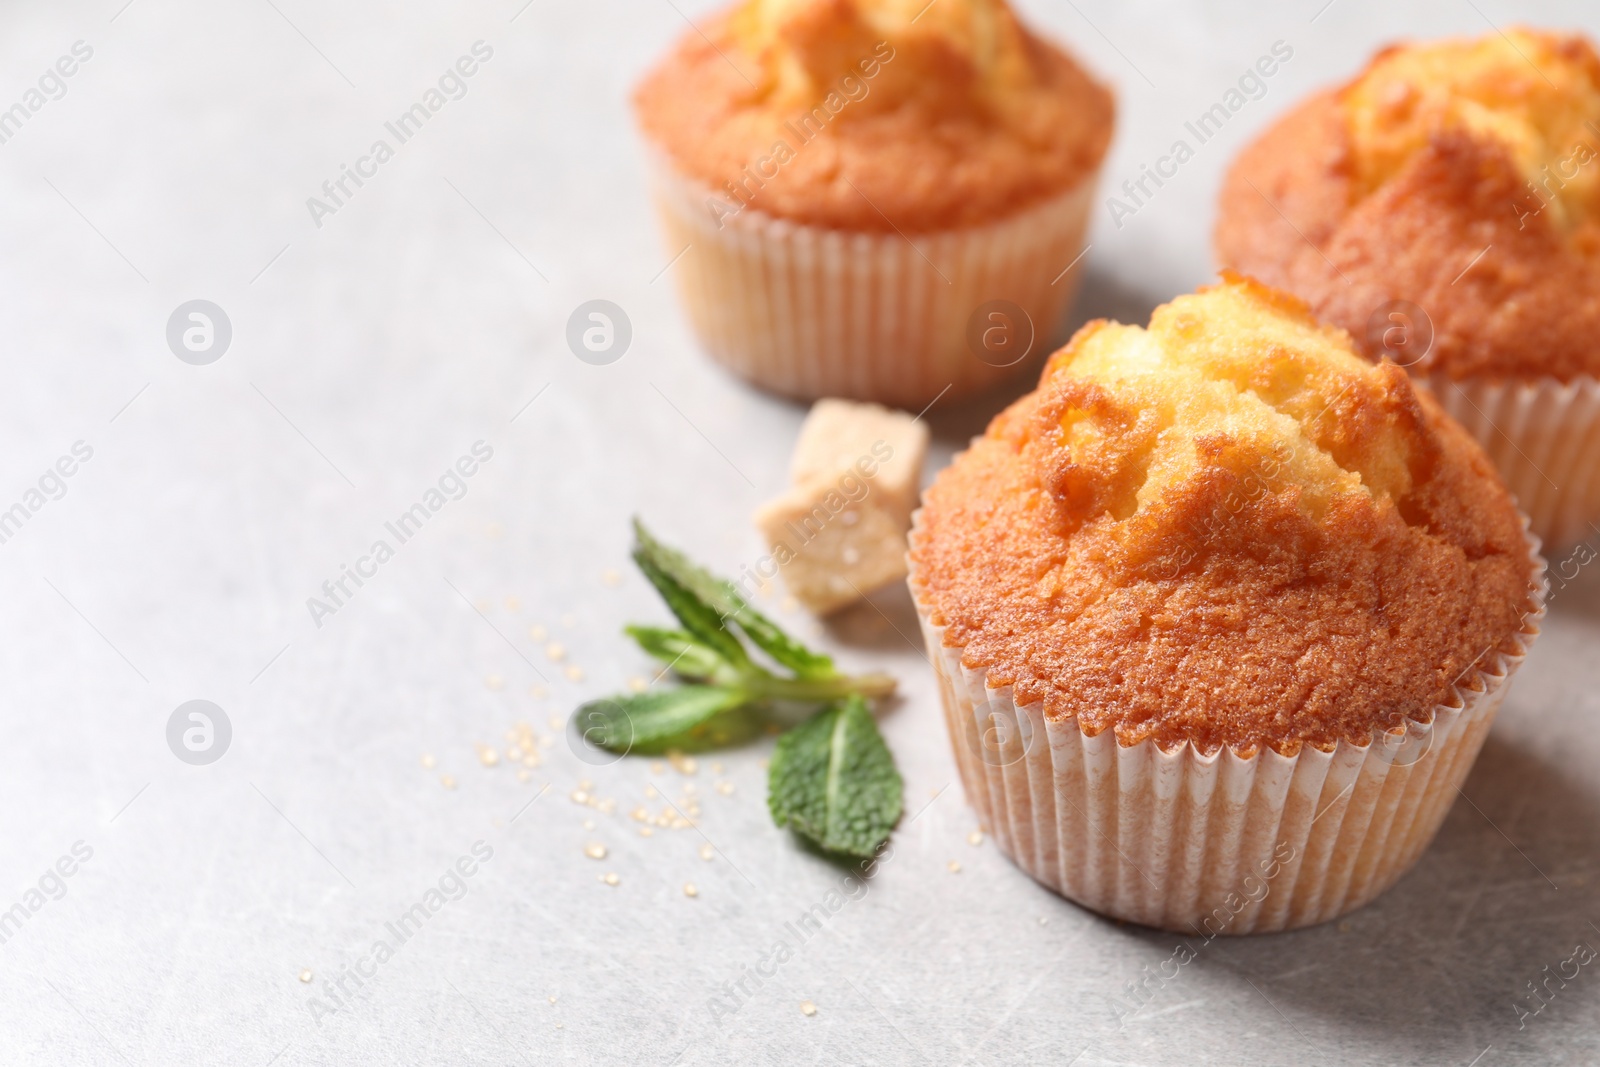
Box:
1;1;1598;1064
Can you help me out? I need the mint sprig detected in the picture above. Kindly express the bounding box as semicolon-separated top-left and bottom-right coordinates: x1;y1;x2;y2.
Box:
631;519;837;679
574;520;902;856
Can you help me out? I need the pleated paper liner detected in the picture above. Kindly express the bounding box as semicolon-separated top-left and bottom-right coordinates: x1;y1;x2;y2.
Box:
1424;373;1600;553
645;147;1099;409
909;515;1547;935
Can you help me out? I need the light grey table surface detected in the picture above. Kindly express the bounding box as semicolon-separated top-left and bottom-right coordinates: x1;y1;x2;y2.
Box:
3;1;1599;1065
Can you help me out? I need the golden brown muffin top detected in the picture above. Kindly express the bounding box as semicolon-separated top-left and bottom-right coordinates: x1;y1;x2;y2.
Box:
1216;28;1600;381
909;275;1538;756
1346;30;1600;225
633;0;1114;232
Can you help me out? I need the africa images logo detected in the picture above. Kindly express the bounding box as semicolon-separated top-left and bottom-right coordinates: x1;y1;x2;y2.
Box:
305;41;494;229
305;442;494;628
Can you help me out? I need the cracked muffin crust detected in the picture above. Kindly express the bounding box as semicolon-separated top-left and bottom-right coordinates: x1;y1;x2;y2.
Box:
633;0;1114;232
1215;27;1600;381
909;275;1539;756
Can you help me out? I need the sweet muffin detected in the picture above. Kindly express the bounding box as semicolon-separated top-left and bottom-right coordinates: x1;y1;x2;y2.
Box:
634;0;1114;408
907;275;1546;933
1216;28;1600;550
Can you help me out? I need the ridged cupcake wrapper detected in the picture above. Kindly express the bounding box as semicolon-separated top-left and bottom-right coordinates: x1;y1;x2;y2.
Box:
1424;374;1600;552
645;149;1098;409
909;518;1547;934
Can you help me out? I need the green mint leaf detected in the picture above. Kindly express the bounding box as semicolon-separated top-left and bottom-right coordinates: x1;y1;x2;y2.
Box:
573;686;750;753
623;625;740;685
632;519;835;679
732;608;837;681
767;695;902;858
631;551;749;670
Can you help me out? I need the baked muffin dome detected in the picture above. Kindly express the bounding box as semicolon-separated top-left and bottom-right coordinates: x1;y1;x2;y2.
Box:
633;0;1114;231
909;275;1537;756
1216;28;1600;381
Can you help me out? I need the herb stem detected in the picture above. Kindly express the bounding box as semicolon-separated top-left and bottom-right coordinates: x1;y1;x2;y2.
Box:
748;671;897;702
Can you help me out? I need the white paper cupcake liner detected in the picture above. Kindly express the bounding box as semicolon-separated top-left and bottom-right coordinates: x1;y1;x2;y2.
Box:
909;515;1547;934
1423;374;1600;552
645;149;1099;409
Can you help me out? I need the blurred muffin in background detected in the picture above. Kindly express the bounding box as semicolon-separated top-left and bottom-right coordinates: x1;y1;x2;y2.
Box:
634;0;1114;409
908;274;1545;932
1216;28;1600;550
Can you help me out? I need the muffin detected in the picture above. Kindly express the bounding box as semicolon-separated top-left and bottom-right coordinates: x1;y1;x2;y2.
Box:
907;275;1546;933
633;0;1114;408
1216;28;1600;550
